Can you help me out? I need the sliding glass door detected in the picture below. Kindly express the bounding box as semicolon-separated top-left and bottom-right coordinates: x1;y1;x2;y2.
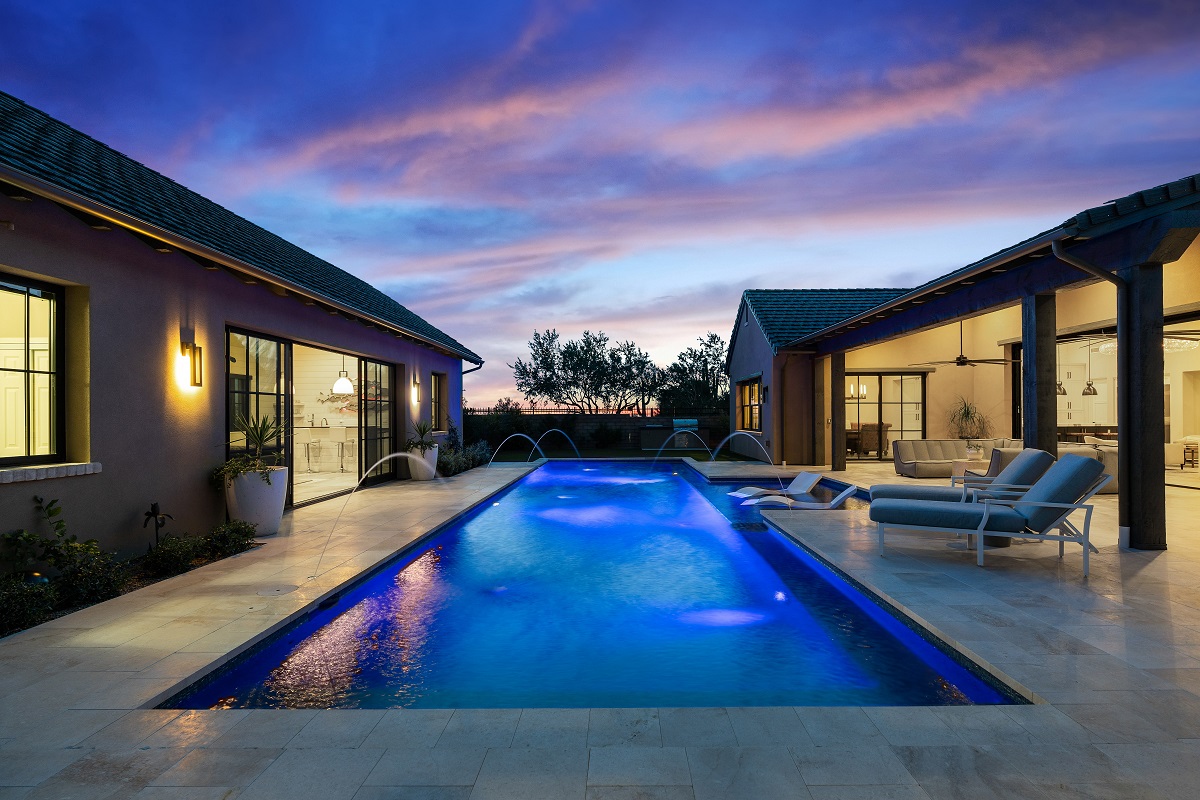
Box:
845;372;926;461
360;359;395;483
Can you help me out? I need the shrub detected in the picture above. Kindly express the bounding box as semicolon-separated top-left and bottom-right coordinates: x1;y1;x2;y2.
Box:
437;439;493;477
205;520;258;559
0;578;57;636
53;541;125;608
141;535;203;578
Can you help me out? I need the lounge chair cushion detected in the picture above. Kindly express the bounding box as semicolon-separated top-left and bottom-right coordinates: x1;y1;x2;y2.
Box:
869;498;1027;532
1016;453;1106;532
869;485;973;503
992;449;1055;489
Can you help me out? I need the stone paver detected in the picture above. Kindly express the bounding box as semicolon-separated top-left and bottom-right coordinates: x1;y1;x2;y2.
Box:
1;460;1200;798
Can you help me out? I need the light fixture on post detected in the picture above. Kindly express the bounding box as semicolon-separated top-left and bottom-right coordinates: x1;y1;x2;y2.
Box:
411;374;420;406
332;354;353;394
1082;340;1098;396
180;333;202;387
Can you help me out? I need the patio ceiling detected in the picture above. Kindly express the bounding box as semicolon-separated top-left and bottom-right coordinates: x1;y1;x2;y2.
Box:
788;172;1200;356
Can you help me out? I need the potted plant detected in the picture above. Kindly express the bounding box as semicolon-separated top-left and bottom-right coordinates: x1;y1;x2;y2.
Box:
947;395;992;445
212;413;287;536
404;420;439;481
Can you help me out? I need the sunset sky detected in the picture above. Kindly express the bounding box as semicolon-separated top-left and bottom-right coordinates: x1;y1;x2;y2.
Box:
4;0;1199;405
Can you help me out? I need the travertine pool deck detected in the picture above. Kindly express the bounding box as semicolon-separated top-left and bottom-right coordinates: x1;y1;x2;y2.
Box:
2;458;1200;798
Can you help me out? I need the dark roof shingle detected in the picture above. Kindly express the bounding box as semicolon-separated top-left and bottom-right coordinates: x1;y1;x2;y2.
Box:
0;91;481;364
740;288;910;352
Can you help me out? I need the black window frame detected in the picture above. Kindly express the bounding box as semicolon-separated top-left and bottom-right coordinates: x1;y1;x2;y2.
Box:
0;272;65;468
736;377;762;432
430;371;447;432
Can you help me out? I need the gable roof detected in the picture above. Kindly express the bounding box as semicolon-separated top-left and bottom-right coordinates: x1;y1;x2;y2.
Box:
736;288;910;355
0;91;481;364
793;170;1200;350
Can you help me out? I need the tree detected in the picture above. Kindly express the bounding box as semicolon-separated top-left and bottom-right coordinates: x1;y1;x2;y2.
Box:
657;333;730;411
510;330;661;414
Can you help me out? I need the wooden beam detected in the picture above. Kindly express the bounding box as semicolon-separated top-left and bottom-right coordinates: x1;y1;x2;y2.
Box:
831;352;846;472
1021;294;1058;456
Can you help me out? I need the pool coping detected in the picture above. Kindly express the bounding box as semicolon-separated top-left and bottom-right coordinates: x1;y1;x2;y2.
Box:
4;460;1200;798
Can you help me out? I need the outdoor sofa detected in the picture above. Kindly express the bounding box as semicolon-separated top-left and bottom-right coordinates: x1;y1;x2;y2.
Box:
892;437;1020;478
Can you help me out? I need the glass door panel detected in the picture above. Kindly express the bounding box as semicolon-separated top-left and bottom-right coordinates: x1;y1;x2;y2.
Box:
847;372;925;459
361;359;395;482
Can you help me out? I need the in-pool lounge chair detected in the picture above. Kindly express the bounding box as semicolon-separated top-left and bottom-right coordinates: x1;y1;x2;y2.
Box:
741;484;857;509
870;454;1110;575
869;448;1055;504
728;472;821;499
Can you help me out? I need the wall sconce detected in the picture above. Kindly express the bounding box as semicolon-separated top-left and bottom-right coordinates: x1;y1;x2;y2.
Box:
411;374;420;406
846;381;867;400
180;335;203;387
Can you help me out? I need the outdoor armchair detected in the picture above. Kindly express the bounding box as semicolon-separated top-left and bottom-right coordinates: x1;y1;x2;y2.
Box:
870;453;1110;575
869;448;1055;504
728;471;821;499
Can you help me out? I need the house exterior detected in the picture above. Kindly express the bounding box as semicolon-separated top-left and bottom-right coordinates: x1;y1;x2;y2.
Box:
728;172;1200;550
726;289;908;464
0;91;481;555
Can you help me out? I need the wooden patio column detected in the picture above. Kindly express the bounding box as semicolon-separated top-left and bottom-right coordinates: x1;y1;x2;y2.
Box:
1021;293;1059;456
1119;261;1166;550
831;351;846;471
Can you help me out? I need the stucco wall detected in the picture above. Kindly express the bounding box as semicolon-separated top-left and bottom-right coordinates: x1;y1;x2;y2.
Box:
0;195;467;556
726;308;777;463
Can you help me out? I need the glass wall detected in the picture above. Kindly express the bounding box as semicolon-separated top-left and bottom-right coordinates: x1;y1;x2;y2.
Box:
846;373;925;460
360;359;394;482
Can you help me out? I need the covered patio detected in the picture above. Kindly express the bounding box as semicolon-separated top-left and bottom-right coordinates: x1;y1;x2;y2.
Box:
799;174;1200;552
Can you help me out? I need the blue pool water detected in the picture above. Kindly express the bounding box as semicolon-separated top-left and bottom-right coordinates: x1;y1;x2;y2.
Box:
165;461;1017;709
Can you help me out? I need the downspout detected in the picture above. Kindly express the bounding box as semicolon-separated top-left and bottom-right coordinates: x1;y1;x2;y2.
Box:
462;363;484;375
1051;241;1126;290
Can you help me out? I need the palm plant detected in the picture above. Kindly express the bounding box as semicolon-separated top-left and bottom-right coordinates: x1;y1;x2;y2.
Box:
946;396;992;440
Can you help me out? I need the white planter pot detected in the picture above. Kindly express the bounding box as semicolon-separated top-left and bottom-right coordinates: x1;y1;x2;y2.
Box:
225;466;288;536
409;444;438;481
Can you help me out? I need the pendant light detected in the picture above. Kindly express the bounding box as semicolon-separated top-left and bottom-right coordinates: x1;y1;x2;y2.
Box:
332;354;353;394
1055;352;1066;395
1082;339;1098;396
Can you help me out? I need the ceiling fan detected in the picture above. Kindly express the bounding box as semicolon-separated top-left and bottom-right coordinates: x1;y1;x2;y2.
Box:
909;321;1018;368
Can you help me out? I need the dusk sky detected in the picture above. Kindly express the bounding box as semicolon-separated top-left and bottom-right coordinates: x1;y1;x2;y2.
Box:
4;0;1199;405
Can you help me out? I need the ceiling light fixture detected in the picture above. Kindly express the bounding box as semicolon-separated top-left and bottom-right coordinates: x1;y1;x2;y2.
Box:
332;354;353;394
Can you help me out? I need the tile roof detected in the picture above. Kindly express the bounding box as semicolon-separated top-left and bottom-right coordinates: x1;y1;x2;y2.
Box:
740;288;910;352
0;91;481;364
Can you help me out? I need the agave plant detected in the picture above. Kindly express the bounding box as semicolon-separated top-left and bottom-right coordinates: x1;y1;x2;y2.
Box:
405;420;437;455
212;412;286;486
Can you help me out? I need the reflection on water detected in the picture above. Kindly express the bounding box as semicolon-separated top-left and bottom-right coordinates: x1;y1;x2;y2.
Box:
173;461;1012;709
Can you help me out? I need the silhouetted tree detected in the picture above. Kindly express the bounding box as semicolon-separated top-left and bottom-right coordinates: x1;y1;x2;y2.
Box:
511;330;660;414
657;333;729;411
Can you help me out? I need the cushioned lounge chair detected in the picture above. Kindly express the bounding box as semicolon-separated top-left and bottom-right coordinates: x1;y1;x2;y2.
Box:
869;449;1055;504
741;484;857;509
870;454;1110;575
728;471;821;499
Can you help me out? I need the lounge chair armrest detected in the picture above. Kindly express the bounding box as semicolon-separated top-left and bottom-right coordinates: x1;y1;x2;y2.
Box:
951;475;994;487
981;498;1091;511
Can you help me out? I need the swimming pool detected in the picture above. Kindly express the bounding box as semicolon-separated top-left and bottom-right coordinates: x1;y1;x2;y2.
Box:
163;461;1019;709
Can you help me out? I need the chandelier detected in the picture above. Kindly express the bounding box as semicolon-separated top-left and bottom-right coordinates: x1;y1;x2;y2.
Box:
1095;337;1199;355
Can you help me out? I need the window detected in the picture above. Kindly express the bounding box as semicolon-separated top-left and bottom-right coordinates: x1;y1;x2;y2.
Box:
226;330;286;459
737;378;762;432
430;372;447;432
0;275;62;466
